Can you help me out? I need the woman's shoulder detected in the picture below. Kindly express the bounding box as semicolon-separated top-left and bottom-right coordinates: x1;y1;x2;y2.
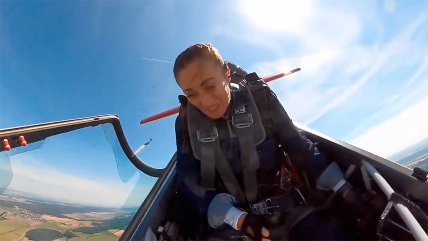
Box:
242;77;272;108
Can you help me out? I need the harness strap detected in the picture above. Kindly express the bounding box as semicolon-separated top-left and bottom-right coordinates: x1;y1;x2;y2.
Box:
187;103;246;203
237;132;259;202
186;77;266;205
200;144;216;190
232;81;266;203
191;107;218;191
214;146;246;204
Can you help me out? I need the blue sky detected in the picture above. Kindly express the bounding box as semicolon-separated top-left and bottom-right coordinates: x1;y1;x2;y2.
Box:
1;0;428;205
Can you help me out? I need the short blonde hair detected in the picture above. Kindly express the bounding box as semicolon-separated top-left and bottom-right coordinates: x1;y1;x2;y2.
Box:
173;43;224;80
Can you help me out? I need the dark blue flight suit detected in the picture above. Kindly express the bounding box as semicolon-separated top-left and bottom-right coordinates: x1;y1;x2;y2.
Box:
174;79;344;240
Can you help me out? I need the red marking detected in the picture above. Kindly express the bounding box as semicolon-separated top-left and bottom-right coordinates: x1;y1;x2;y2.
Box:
19;136;27;146
2;139;11;151
140;107;180;124
139;68;301;125
263;68;300;83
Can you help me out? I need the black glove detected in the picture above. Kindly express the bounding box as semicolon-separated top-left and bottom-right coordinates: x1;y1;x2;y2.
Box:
240;213;265;241
240;214;289;241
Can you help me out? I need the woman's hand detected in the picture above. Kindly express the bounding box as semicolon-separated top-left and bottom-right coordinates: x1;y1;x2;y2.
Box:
207;193;238;228
207;193;274;241
238;213;276;241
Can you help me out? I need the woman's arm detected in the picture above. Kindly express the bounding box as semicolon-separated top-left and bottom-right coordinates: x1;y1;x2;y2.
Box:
261;87;332;186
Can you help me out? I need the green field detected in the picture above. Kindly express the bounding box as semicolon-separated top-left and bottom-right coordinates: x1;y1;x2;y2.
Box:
0;219;31;241
0;213;121;241
0;196;125;241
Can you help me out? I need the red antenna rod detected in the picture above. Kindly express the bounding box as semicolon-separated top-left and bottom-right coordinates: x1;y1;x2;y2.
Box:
140;68;301;125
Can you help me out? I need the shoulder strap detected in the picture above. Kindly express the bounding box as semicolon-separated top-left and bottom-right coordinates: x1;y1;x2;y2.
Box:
184;74;268;204
187;103;247;203
244;73;276;135
226;62;248;84
230;81;266;202
177;95;192;154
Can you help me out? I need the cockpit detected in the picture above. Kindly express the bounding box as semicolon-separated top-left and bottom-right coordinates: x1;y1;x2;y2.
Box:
1;114;427;241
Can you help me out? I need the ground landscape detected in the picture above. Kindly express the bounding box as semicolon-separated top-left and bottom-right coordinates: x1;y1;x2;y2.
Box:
0;192;132;241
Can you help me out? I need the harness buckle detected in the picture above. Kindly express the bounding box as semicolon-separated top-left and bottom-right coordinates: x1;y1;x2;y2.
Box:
235;105;246;114
232;113;253;129
251;198;280;215
196;127;218;143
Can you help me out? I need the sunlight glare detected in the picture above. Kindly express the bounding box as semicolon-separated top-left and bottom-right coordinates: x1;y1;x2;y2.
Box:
238;0;315;35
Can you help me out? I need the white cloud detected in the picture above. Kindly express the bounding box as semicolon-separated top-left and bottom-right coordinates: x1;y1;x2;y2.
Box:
235;0;365;51
250;48;346;122
247;14;428;125
237;0;315;36
229;1;376;124
249;45;380;124
217;1;428;160
378;53;428;113
6;160;150;208
405;53;428;86
350;96;428;158
211;1;366;55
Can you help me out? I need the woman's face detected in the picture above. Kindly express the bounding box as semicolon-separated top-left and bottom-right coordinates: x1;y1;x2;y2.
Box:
176;57;231;119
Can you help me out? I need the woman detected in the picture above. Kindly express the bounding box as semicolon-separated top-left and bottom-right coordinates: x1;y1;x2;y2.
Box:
173;43;351;240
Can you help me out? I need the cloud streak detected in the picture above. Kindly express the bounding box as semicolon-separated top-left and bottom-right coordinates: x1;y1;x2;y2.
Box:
250;8;427;124
141;57;173;64
232;1;428;159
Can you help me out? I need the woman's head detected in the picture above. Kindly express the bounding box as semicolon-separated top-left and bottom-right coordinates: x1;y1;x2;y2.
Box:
174;44;231;119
